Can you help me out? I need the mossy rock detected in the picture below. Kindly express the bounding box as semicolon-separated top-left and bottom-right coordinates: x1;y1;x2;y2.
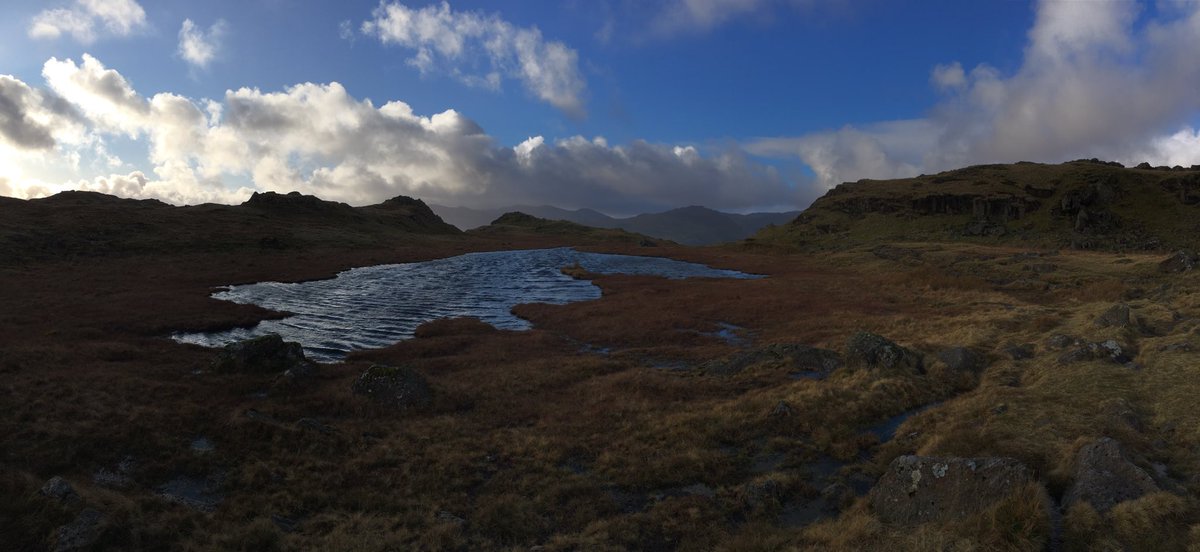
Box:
211;334;310;374
351;364;433;409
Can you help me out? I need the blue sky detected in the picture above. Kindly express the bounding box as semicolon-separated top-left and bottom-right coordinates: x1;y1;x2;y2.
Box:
1;0;1199;214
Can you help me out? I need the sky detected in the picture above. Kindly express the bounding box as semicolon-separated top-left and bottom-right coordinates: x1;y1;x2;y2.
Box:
1;0;1199;215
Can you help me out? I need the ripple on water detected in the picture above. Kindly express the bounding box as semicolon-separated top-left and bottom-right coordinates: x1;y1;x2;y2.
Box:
174;247;760;362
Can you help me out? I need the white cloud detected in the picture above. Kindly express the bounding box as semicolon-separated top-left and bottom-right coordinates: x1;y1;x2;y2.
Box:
1;55;796;211
178;19;229;70
654;0;767;35
748;0;1200;189
28;0;147;44
361;1;587;116
930;62;966;92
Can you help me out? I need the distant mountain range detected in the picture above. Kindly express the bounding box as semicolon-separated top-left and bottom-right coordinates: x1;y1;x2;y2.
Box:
430;204;800;245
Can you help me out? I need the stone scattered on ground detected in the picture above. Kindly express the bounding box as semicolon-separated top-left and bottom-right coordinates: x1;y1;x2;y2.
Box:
1063;438;1160;513
1159;250;1198;273
1094;303;1133;328
211;334;313;374
40;476;79;503
92;457;135;489
351;364;434;409
156;473;225;513
868;455;1037;525
52;508;106;552
770;400;795;418
1056;339;1135;366
702;343;841;376
936;347;987;373
845;332;924;374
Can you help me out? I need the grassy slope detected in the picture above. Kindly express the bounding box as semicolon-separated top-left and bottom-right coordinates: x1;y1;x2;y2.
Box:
753;161;1200;252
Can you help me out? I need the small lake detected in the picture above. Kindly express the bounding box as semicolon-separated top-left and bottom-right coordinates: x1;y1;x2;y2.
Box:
174;247;760;361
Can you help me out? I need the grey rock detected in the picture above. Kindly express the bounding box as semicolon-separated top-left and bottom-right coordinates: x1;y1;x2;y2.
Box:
1159;250;1198;273
53;508;105;552
93;457;136;489
211;334;312;374
296;418;336;434
351;364;433;409
1064;438;1159;513
1095;304;1132;328
869;455;1037;525
156;473;225;513
436;511;466;525
770;401;795;418
845;332;924;374
1057;339;1133;365
40;476;78;503
1045;334;1075;350
190;437;214;454
937;347;987;373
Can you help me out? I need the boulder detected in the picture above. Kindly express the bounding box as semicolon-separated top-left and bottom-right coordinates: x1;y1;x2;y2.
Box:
1094;303;1132;328
351;364;433;409
936;347;987;373
1159;250;1198;273
845;332;924;374
53;509;106;552
703;343;841;376
211;334;312;374
40;476;79;503
869;455;1036;524
1063;438;1159;513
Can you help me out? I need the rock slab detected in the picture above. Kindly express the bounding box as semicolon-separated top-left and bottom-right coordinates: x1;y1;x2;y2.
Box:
352;364;433;409
211;334;311;374
869;455;1035;524
1063;438;1159;513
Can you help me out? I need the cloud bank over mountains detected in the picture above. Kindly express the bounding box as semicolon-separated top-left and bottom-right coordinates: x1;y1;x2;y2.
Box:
3;0;1200;213
0;55;795;212
748;0;1200;190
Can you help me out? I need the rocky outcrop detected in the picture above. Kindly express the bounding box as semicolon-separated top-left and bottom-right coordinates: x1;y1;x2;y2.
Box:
936;347;987;373
703;343;841;376
52;508;106;552
40;476;79;503
869;455;1037;524
211;334;313;375
351;364;433;409
1094;303;1132;328
845;332;924;374
1159;250;1198;273
1063;438;1159;513
1056;338;1134;366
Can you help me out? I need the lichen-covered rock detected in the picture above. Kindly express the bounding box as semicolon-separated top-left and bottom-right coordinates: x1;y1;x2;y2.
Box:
936;347;986;373
1094;303;1132;328
869;455;1036;524
351;364;433;409
1159;250;1198;273
211;334;311;374
845;332;924;374
1056;339;1134;366
1063;438;1160;513
703;343;841;376
53;508;106;552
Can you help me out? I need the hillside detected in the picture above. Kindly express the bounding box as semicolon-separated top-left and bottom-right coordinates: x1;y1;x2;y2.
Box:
0;190;460;264
466;211;667;246
431;203;799;245
753;160;1200;251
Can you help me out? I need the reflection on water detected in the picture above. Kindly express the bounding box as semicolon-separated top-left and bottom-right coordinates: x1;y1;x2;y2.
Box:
174;247;759;361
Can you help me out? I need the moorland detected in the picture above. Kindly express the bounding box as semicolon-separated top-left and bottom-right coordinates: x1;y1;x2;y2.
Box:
2;159;1200;551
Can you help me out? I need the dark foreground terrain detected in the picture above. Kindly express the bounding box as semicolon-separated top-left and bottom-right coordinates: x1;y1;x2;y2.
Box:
2;161;1200;551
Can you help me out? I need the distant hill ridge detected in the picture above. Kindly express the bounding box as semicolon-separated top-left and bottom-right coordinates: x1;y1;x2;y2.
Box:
752;159;1200;251
431;203;800;245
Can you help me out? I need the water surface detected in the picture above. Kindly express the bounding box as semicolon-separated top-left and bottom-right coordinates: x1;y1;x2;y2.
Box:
174;247;758;361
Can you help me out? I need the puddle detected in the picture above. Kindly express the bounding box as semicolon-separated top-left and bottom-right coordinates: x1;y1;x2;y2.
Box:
174;248;759;362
